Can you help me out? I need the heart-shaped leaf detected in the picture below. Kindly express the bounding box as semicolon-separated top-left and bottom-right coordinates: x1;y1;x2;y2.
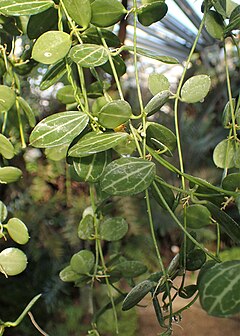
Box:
70;250;95;274
0;134;14;159
30;111;89;148
181;75;211;103
0;85;16;113
63;0;91;29
90;0;127;27
100;217;128;241
199;260;240;317
148;73;170;95
73;151;109;183
32;31;71;65
6;218;29;245
70;44;108;68
68;132;128;157
100;157;156;196
98;100;132;129
186;204;211;229
0;248;27;276
137;1;168;26
0;0;54;16
0;167;22;184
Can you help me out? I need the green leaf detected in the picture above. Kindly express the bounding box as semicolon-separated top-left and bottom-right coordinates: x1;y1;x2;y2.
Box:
63;0;91;29
0;201;7;223
70;250;95;274
146;122;176;156
78;214;94;240
199;260;240;317
205;202;240;243
17;96;36;127
148;73;170;95
100;55;126;78
113;135;136;155
56;85;77;104
73;151;109;183
186;204;211;229
145;91;170;116
151;179;175;210
68;131;128;157
0;0;54;16
0;134;14;159
30;111;89;148
222;99;235;128
225;5;240;34
213;139;235;168
179;285;198;299
222;173;240;191
90;0;127;28
181;75;211;103
0;167;22;184
59;265;81;282
92;96;108;116
205;10;225;39
32;31;72;65
100;157;156;196
27;7;58;39
137;1;168;26
0;85;16;113
69;44;108;68
116;261;147;278
40;59;67;90
123;46;179;64
0;248;27;276
186;249;206;271
100;217;128;241
98;100;132;129
82;27;121;48
45;144;69;161
6;218;29;245
122;280;155;311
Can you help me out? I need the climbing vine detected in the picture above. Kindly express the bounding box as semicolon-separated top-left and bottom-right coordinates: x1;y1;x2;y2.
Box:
0;0;240;335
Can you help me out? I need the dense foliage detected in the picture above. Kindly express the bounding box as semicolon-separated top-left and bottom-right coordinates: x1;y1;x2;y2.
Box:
0;0;240;335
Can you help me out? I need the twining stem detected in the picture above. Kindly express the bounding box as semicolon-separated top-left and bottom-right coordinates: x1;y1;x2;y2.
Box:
164;293;199;320
152;181;220;262
78;65;89;113
16;99;26;148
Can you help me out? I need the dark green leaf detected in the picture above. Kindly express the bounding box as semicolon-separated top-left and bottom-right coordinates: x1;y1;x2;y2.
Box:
222;173;240;191
146;122;176;156
145;91;170;116
225;5;240;34
100;55;126;78
17;96;36;127
151;178;175;210
30;111;89;148
40;59;67;90
122;280;155;311
205;10;224;39
82;27;121;48
68;132;128;157
186;204;211;229
116;261;147;278
123;46;179;64
199;260;240;317
179;285;198;299
100;217;128;241
27;7;58;39
186;249;206;271
137;1;168;26
100;157;156;196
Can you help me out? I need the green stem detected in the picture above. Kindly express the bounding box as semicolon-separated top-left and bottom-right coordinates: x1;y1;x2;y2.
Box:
78;65;89;113
152;181;220;262
16;99;26;148
164;293;199;320
216;222;221;258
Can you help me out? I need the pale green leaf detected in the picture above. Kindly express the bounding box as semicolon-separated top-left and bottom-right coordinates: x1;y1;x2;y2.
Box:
0;0;54;16
98;100;132;129
0;85;16;113
69;44;108;68
78;214;94;240
0;201;7;223
0;134;14;159
199;260;240;317
32;31;71;65
45;143;69;161
17;96;36;127
0;167;22;184
100;157;156;196
205;10;224;40
123;46;179;64
213;139;236;169
68;132;128;157
148;73;170;95
6;218;29;245
63;0;91;29
0;248;27;276
70;250;95;274
30;111;89;148
181;75;211;103
59;265;81;282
